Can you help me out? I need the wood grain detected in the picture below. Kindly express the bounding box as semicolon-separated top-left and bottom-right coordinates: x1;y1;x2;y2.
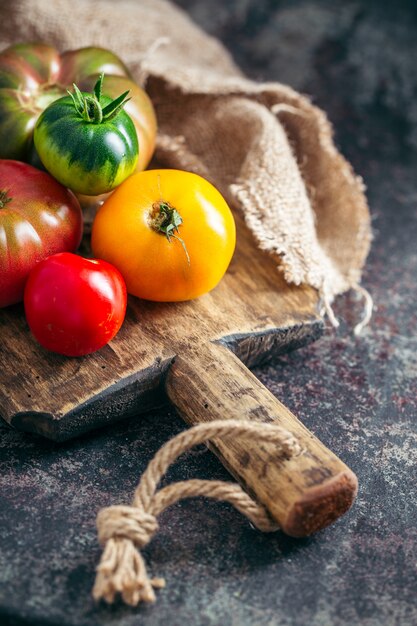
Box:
0;213;323;440
0;208;358;536
166;342;358;537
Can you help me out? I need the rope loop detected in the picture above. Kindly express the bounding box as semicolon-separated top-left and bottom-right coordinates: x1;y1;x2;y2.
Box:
93;419;299;606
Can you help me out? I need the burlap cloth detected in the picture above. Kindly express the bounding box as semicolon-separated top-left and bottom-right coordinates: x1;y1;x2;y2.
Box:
0;0;371;318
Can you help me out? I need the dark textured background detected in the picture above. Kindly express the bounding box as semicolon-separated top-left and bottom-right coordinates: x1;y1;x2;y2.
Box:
1;1;416;625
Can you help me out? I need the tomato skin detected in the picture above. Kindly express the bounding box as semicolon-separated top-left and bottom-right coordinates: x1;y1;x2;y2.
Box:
34;93;139;195
0;44;63;159
91;169;236;302
0;43;156;171
0;160;83;308
24;252;127;357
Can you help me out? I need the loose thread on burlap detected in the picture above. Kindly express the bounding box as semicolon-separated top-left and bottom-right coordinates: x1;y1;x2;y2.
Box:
319;286;340;329
92;419;301;607
353;285;373;336
319;284;373;334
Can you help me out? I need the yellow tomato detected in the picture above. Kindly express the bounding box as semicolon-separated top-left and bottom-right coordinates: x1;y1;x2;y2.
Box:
91;169;236;302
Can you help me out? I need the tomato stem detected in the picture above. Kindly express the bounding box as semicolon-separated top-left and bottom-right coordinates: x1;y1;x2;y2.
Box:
67;73;131;124
0;190;12;208
150;201;190;265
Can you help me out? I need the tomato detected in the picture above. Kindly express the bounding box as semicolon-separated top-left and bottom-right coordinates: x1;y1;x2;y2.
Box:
91;169;236;302
0;43;157;171
24;252;127;357
78;74;156;174
74;74;157;213
0;160;83;308
34;75;139;195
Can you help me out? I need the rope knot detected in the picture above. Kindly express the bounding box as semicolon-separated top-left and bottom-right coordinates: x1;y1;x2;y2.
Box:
97;504;158;549
93;504;164;605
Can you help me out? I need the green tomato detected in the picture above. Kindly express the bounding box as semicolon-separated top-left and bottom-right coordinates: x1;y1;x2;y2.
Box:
33;76;139;195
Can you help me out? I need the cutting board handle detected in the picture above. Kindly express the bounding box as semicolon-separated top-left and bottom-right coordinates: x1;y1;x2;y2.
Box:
165;341;358;537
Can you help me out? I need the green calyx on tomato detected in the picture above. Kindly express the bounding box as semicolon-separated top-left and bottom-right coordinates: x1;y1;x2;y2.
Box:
67;73;130;125
0;189;12;208
34;73;139;196
150;200;190;264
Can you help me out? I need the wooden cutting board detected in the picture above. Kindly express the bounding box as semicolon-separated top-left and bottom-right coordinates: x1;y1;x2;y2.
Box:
0;212;357;537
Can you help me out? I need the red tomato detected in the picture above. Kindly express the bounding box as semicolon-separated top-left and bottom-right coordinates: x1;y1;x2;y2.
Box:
0;160;83;307
24;253;127;357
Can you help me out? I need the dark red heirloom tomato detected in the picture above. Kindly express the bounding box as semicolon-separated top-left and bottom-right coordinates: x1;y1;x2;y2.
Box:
24;253;127;357
0;160;83;307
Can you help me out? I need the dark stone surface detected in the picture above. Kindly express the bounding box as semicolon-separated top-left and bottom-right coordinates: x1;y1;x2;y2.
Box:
1;1;416;624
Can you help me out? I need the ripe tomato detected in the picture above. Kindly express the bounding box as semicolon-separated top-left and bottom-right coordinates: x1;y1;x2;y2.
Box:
0;43;156;172
34;75;138;195
0;44;157;212
91;169;236;302
24;253;127;357
0;160;83;308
